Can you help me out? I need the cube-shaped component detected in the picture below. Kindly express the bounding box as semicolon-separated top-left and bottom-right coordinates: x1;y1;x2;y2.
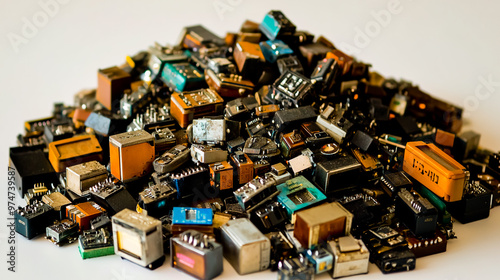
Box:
78;228;115;259
220;218;270;275
305;248;333;274
259;10;296;40
160;62;205;93
209;161;234;191
234;41;265;77
230;152;254;185
66;161;107;196
9;146;57;195
294;202;353;248
172;207;213;226
109;130;155;182
327;235;370;278
170;89;224;128
48;135;103;173
96;66;131;112
112;209;164;269
171;230;223;280
15;201;55;239
42;192;71;220
314;155;362;193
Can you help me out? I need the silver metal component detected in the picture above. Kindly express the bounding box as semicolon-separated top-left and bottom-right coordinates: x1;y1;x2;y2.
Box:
220;218;270;275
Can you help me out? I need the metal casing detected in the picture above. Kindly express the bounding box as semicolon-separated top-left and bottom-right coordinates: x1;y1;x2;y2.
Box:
112;209;164;268
170;231;223;280
66;161;107;195
48;135;103;173
109;130;155;182
403;141;469;202
327;235;369;278
220;218;270;274
294;202;353;249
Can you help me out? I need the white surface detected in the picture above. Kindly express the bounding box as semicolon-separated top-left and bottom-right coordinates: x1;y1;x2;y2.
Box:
1;0;500;279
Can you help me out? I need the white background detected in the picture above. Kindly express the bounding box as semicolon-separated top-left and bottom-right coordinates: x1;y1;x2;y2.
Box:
1;0;500;279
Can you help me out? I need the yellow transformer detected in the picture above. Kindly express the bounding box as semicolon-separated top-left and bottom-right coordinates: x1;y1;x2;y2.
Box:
109;130;155;182
403;141;469;202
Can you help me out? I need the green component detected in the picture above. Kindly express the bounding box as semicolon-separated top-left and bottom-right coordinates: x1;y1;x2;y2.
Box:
160;62;204;92
78;242;114;259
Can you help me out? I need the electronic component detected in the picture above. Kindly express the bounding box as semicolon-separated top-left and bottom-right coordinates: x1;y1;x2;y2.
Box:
190;144;228;164
272;106;317;135
24;183;48;205
153;144;190;174
66;161;107;196
402;228;447;258
9;146;57;195
280;130;305;159
172;207;213;226
151;127;176;156
305;248;333;275
112;209;164;269
300;121;333;148
251;201;287;233
96;66;131;112
233;41;265;79
271;70;315;108
220;218;271;275
327;235;369;278
127;104;176;133
277;255;315;280
294;202;353;248
243;136;280;159
15;201;55;239
169;165;211;200
259;10;296;40
445;181;491;223
160;62;205;92
316;104;354;144
170;89;224;128
362;226;416;274
233;174;280;212
90;214;111;230
42;191;71;220
338;193;382;236
45;219;78;246
171;230;223;280
209;161;234;191
48;135;103;173
66;201;106;231
187;118;239;145
288;154;313;176
259;40;293;63
178;25;225;50
89;178;137;214
205;69;254;98
276;55;304;75
109;130;155;182
147;45;189;80
120;86;152;118
310;58;339;94
137;181;177;217
403;141;470;202
276;175;327;222
396;189;438;238
314;155;362;193
230;151;254;186
380;171;413;198
78;228;114;259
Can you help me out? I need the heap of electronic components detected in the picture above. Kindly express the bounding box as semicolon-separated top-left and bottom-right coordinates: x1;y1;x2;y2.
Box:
9;9;498;279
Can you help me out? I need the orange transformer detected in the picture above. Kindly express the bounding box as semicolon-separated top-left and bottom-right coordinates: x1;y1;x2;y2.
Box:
48;135;103;173
96;66;131;112
170;89;224;128
230;152;254;186
109;130;155;182
209;161;233;191
403;141;469;202
66;201;106;231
